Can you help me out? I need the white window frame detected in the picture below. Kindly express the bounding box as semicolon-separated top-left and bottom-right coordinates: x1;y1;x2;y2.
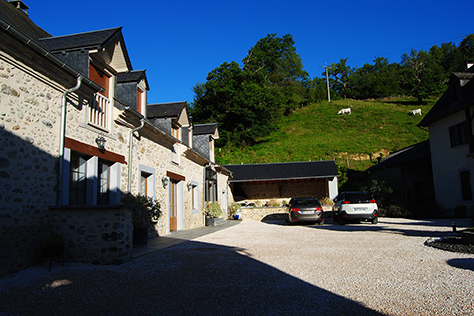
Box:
63;148;121;205
190;180;199;214
139;164;156;200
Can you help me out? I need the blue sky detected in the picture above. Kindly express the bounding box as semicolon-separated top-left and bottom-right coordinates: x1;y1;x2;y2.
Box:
25;0;472;104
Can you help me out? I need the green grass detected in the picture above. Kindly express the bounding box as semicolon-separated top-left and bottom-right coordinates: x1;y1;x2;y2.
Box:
217;97;436;171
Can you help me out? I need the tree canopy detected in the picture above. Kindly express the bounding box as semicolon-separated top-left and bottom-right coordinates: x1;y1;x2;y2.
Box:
191;33;474;147
191;34;310;146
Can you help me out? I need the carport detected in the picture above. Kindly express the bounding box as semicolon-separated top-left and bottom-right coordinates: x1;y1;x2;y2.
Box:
225;160;339;203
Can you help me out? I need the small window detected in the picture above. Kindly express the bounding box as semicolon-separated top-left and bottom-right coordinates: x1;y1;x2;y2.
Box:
449;122;467;148
140;171;152;196
137;88;143;114
172;122;180;140
190;183;199;212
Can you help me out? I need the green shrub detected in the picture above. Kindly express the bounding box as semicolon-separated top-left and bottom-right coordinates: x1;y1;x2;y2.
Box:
205;201;222;218
380;204;411;218
122;193;162;229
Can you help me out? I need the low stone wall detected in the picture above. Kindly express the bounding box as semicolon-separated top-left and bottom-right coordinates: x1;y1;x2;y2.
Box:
239;205;333;221
50;205;133;265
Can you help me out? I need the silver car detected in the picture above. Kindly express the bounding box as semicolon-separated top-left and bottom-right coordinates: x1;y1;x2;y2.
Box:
332;191;378;224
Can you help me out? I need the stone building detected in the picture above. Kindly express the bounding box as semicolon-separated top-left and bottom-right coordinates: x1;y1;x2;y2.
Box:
0;0;230;275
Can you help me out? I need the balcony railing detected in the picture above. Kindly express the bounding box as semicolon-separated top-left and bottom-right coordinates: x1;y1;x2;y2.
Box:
88;93;110;131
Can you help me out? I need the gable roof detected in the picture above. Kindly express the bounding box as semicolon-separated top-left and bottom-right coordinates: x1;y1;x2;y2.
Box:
193;123;219;138
117;70;149;90
38;27;132;73
0;0;51;40
39;27;122;51
147;102;187;119
225;160;338;182
419;67;474;127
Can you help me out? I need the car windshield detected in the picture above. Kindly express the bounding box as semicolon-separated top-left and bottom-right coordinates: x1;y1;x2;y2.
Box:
345;193;372;203
294;199;320;206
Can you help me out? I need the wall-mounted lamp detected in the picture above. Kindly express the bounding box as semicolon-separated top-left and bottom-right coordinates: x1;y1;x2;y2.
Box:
95;135;106;150
187;182;193;191
162;176;169;188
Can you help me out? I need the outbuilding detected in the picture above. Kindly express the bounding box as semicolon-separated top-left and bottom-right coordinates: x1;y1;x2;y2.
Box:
225;160;338;205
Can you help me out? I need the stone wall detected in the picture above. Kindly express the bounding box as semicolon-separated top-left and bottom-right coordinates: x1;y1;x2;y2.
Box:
50;205;133;265
0;50;65;276
239;205;332;221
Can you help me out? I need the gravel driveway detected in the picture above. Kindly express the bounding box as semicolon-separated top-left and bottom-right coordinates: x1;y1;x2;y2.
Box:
1;218;473;315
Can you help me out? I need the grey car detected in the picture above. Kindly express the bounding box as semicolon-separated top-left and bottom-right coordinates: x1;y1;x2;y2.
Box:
287;197;324;225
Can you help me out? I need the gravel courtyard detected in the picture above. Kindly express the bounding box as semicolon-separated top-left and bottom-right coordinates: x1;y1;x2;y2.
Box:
1;218;473;315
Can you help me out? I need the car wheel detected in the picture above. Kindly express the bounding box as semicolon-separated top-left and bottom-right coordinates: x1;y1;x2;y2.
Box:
371;217;378;224
338;215;345;225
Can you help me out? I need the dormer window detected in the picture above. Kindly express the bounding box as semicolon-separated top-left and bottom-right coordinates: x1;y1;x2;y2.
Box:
172;122;181;140
88;63;112;131
137;88;144;114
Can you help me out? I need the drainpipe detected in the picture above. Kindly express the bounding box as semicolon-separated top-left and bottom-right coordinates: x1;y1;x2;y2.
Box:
58;75;83;205
128;119;146;193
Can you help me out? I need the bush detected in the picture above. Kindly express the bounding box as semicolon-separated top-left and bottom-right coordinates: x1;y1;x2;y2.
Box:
380;204;412;218
121;193;161;229
205;201;222;218
363;179;394;208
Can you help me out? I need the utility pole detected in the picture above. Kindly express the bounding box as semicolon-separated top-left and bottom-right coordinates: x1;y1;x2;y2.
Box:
321;65;331;102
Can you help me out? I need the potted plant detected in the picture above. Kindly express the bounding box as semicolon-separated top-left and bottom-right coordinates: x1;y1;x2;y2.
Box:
229;202;242;220
122;193;161;244
204;201;222;226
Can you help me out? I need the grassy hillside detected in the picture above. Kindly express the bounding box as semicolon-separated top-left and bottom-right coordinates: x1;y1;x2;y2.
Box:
216;98;436;171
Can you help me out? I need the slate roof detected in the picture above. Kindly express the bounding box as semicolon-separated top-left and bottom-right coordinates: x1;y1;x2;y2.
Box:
366;140;430;172
117;70;149;90
419;67;474;127
225;161;338;182
38;27;123;52
0;0;51;39
193;123;218;135
147;102;187;119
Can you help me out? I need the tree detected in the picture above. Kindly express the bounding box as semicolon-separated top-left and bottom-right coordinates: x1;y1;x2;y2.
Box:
459;34;474;65
191;61;281;147
243;33;309;114
400;49;444;104
326;58;352;99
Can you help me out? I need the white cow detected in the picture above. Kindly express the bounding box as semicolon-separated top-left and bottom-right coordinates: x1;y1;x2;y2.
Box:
409;109;422;116
337;108;351;115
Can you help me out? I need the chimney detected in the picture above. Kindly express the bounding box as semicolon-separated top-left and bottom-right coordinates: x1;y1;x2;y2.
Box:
8;1;29;15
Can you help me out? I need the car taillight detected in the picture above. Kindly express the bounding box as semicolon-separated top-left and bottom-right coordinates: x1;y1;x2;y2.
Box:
290;207;300;212
342;201;351;204
370;200;375;203
315;206;323;212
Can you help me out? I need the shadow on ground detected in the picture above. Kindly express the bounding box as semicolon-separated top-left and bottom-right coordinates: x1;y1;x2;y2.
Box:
263;216;471;238
0;239;384;316
447;258;474;272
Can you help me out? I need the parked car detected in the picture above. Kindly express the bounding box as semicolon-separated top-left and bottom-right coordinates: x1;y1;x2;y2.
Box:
332;191;378;224
287;197;324;225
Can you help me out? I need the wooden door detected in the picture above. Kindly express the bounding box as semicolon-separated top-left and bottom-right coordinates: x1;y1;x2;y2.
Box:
170;181;177;232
